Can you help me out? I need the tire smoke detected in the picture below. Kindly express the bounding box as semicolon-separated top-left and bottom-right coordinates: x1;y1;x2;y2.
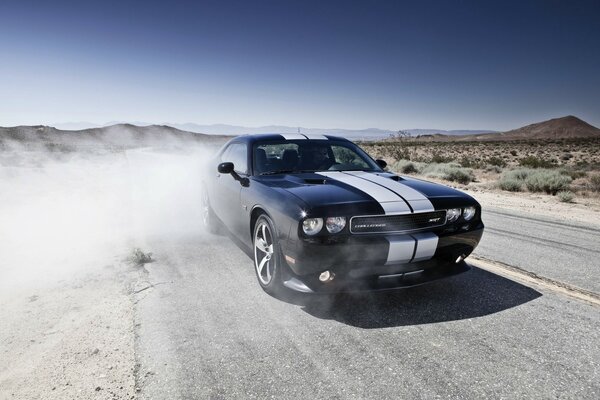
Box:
0;132;225;290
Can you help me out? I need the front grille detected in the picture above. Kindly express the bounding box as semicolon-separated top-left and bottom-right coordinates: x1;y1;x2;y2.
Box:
350;211;447;234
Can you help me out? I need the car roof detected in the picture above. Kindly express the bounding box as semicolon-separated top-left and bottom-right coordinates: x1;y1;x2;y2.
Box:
230;133;353;144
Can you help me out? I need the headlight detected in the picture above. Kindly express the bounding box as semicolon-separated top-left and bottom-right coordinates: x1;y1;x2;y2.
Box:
325;216;346;233
446;208;461;222
302;218;323;235
463;206;476;221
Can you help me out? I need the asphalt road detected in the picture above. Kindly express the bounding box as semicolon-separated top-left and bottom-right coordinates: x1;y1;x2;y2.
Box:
133;208;600;399
477;207;600;293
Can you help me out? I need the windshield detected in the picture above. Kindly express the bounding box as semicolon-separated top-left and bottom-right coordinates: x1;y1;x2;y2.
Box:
253;140;382;175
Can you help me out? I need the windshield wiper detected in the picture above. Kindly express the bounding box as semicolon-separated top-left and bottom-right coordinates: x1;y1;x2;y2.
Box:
332;169;370;172
259;169;316;175
259;169;296;175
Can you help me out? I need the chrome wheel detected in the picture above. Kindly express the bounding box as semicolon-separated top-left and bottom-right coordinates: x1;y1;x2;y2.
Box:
254;220;275;285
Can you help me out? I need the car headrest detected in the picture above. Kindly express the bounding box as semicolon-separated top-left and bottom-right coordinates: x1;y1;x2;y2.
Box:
255;148;268;173
282;149;298;163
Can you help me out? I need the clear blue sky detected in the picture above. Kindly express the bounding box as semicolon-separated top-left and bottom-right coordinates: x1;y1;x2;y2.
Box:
1;0;599;130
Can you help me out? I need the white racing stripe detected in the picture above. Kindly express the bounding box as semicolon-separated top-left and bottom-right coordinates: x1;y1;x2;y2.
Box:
317;171;439;264
385;233;438;265
385;235;415;265
316;171;411;214
303;134;328;140
411;232;439;262
279;133;307;140
344;171;435;212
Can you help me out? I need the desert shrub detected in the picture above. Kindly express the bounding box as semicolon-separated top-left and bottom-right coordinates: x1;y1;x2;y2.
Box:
391;159;423;174
589;174;600;192
401;162;417;174
459;156;484;169
557;191;574;203
430;152;454;163
127;248;153;266
519;155;558;169
459;156;475;168
510;150;518;156
561;153;573;160
485;156;507;168
498;178;522;191
383;144;412;161
524;170;572;195
502;168;534;181
498;168;536;192
559;169;587;180
421;163;474;184
486;165;502;173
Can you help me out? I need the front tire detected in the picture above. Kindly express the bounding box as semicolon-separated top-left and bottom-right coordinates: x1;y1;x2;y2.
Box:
253;214;284;295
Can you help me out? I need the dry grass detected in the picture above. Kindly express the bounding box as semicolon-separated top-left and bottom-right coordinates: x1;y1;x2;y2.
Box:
557;191;575;203
361;137;600;198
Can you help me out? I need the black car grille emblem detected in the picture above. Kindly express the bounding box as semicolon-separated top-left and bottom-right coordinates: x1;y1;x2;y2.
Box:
350;211;447;234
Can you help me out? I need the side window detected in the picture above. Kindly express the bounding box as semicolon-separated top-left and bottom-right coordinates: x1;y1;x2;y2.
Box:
220;146;232;163
224;143;248;174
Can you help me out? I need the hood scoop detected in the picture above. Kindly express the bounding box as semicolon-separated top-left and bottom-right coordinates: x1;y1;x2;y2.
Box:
303;178;328;185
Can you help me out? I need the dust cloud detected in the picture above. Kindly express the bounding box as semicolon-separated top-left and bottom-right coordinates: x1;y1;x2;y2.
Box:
0;134;223;291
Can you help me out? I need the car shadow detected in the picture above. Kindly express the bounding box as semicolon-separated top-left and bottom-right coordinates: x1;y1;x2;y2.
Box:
223;231;543;328
279;266;542;328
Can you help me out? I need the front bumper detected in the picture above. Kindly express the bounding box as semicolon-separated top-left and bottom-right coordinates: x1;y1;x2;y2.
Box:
282;260;471;293
280;223;484;293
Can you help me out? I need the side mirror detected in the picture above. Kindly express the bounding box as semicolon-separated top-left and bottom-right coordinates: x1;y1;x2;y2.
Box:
376;159;387;169
218;162;234;174
217;162;249;187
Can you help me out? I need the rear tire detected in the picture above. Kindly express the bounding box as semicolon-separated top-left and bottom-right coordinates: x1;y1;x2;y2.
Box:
253;214;285;295
201;187;219;234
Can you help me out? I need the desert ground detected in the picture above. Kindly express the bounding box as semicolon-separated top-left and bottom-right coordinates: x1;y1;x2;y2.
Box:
1;127;599;399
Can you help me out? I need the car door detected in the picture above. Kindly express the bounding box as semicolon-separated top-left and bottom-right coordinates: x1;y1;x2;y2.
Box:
216;142;249;238
210;144;232;221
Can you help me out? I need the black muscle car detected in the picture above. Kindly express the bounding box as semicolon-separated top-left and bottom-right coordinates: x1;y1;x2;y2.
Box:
201;134;484;295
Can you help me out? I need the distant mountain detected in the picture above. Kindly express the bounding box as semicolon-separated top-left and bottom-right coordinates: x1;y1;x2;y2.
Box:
404;129;496;136
51;122;496;140
455;116;600;141
0;124;229;151
50;121;399;140
52;121;102;130
17;116;599;146
164;124;496;139
167;123;398;140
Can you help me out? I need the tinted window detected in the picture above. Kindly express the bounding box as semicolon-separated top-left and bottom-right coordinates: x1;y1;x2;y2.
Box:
330;144;371;169
252;140;380;174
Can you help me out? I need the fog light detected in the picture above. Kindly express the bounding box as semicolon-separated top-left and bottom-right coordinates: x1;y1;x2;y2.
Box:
446;208;461;222
319;270;335;282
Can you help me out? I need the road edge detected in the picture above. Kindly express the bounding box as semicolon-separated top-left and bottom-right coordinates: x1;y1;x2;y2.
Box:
470;256;600;308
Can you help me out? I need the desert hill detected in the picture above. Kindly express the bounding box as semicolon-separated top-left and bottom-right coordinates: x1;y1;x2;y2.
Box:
0;124;230;151
460;116;600;141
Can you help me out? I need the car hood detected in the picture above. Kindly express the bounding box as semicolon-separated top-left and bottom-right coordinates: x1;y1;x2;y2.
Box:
258;171;476;215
